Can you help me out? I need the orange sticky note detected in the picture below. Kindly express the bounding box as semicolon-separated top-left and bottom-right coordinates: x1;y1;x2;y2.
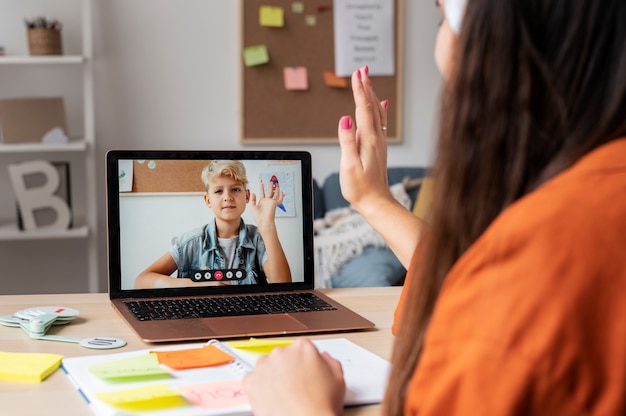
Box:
179;379;249;410
153;345;233;370
259;6;285;27
284;67;309;90
323;71;348;88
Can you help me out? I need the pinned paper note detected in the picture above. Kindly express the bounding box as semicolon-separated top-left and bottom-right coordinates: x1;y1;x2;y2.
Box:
0;351;63;382
227;338;293;355
292;2;304;13
88;354;170;382
323;70;348;88
96;383;188;413
180;379;248;410
259;6;285;27
284;67;309;90
152;345;233;370
305;14;317;26
243;44;270;66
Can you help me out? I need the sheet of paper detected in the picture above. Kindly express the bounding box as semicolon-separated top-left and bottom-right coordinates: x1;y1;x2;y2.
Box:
96;383;188;413
333;0;395;76
243;44;270;66
152;344;233;370
259;6;285;27
0;351;63;382
283;67;309;90
118;159;133;192
88;353;170;382
179;379;248;410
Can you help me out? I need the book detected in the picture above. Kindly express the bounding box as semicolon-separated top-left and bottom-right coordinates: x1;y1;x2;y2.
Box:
61;338;390;415
0;351;63;382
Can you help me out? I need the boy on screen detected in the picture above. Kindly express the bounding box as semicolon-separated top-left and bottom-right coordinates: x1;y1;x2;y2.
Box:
134;160;292;288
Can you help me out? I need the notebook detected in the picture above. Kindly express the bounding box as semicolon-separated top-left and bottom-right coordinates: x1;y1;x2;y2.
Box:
106;150;375;342
62;337;391;415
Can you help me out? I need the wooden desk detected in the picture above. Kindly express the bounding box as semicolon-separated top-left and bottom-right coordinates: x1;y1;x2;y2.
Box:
0;287;401;416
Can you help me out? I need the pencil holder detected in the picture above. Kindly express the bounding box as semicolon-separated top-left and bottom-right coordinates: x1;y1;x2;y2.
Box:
27;29;63;55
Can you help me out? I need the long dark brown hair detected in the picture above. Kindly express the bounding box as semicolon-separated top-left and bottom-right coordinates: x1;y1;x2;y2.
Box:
384;0;626;414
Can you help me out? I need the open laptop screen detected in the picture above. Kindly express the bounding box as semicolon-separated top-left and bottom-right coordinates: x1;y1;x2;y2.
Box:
106;150;314;298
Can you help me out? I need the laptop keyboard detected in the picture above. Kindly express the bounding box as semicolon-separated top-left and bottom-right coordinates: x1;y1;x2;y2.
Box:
124;292;337;321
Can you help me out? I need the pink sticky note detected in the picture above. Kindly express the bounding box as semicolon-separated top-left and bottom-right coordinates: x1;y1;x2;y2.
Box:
284;67;309;90
179;379;249;410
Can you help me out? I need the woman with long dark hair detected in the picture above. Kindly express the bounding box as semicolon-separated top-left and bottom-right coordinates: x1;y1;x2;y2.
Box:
243;0;626;414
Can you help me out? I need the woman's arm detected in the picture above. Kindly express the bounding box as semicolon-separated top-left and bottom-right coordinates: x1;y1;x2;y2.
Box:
338;67;425;268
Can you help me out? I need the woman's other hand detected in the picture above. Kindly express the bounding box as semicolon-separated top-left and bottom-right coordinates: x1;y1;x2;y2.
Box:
243;338;346;416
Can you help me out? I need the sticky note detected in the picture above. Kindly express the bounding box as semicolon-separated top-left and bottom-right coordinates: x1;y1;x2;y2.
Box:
243;45;270;66
292;2;304;13
227;338;293;354
152;345;233;370
96;383;188;413
323;71;348;88
259;6;285;27
305;15;317;26
88;354;170;382
0;351;63;382
180;379;248;410
284;67;309;90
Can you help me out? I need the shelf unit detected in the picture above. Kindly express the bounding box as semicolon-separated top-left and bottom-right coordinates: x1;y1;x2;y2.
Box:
0;0;98;292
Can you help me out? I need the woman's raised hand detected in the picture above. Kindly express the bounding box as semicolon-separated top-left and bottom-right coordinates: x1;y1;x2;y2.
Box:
338;66;392;214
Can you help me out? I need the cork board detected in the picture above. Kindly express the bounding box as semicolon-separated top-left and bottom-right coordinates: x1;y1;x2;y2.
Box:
240;0;403;144
132;160;209;193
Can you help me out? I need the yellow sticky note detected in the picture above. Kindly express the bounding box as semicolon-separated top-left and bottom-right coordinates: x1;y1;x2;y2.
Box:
243;45;270;67
152;344;233;370
259;6;285;27
227;338;293;355
88;354;170;382
96;383;188;413
284;67;309;90
0;351;63;382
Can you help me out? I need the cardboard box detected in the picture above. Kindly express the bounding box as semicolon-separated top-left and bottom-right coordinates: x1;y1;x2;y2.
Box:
0;97;68;144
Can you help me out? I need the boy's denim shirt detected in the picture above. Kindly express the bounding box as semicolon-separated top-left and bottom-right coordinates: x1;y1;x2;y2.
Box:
170;219;267;285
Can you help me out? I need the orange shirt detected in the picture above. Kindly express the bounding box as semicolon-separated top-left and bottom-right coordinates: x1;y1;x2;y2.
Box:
396;138;626;415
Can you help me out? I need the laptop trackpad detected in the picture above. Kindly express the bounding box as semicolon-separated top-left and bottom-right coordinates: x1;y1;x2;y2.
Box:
205;314;307;336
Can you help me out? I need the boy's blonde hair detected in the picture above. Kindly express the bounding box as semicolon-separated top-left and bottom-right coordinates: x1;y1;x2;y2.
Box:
201;160;248;191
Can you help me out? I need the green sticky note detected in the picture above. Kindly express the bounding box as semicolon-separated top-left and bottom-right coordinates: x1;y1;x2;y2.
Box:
243;45;270;67
88;354;171;382
259;6;285;27
304;15;317;26
96;383;188;413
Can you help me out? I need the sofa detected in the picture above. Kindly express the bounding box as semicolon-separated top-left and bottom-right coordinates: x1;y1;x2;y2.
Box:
313;166;429;288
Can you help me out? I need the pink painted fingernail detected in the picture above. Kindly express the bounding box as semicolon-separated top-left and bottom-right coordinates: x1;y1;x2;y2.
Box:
340;116;353;130
356;69;361;80
383;99;389;110
364;66;369;75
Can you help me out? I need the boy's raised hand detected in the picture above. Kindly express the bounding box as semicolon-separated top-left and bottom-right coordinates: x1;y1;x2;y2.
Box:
249;179;285;231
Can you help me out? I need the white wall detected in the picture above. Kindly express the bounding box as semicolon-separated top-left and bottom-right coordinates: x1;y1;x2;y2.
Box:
0;0;442;293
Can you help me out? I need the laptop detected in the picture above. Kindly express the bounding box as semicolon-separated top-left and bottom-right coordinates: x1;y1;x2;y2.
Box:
106;150;375;342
